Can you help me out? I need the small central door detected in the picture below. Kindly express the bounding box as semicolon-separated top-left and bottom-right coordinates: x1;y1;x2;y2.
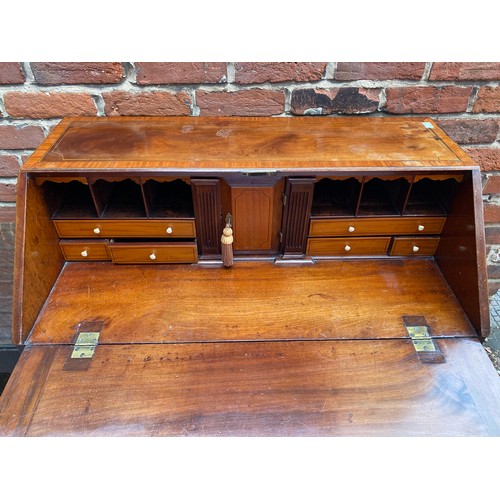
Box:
230;179;284;255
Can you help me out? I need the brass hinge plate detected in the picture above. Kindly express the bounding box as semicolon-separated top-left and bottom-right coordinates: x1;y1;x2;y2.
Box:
71;331;100;359
406;325;436;352
403;316;445;364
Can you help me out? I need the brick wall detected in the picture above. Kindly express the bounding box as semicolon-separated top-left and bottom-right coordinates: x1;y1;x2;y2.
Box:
1;62;499;291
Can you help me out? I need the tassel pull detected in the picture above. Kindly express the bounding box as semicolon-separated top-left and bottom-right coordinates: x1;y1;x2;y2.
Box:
221;213;234;267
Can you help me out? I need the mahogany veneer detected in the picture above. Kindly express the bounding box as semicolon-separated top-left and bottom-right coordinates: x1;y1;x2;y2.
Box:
2;116;498;436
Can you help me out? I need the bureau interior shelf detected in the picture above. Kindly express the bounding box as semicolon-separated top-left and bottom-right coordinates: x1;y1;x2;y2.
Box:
403;177;458;216
311;175;460;218
43;177;195;220
143;179;194;218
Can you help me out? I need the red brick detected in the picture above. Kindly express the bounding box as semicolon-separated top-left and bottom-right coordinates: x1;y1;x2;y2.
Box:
0;155;21;177
430;63;500;81
0;124;46;149
464;147;500;171
436;118;499;145
30;62;124;84
484;204;500;223
488;280;500;296
385;86;472;113
0;205;16;222
290;88;379;115
234;63;326;84
197;89;285;116
335;62;425;81
487;264;500;280
473;86;500;113
484;174;500;194
0;183;16;202
485;225;500;244
4;92;97;118
135;63;226;84
0;63;25;84
103;91;191;116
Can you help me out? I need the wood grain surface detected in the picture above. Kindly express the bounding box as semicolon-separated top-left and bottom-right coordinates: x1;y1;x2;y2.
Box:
28;260;476;344
1;338;498;436
22;117;475;172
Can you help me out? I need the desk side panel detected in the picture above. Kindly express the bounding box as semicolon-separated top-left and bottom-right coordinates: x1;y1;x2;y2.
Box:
435;169;490;337
12;174;65;343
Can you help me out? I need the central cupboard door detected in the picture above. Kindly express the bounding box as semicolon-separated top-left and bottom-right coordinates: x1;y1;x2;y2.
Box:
230;180;284;254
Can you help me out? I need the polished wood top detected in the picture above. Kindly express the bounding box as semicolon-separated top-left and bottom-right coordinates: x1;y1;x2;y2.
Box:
23;116;474;173
1;338;499;436
29;260;475;344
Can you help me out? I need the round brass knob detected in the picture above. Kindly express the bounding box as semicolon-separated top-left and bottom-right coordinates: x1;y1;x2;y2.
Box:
412;245;420;253
166;226;173;234
149;252;157;260
417;225;425;232
348;226;355;233
345;245;351;252
80;250;88;257
93;227;101;234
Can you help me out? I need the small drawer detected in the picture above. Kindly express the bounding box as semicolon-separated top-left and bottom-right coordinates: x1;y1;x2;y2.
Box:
390;237;440;256
54;219;196;239
108;242;198;264
59;240;110;261
306;237;391;256
309;217;446;237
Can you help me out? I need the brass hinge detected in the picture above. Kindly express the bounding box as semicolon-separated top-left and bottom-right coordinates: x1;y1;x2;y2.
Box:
279;231;283;243
403;316;445;364
71;331;100;359
282;194;287;206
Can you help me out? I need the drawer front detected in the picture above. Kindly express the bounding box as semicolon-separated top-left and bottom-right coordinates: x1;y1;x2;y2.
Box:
390;237;440;256
54;219;196;238
309;217;446;237
307;237;391;256
60;240;110;261
108;242;198;264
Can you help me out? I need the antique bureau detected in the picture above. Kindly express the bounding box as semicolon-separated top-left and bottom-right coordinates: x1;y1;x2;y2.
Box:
1;116;499;436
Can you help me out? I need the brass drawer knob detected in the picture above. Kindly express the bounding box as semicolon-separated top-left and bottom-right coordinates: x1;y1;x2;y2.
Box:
344;245;351;252
149;252;157;260
417;225;425;231
81;249;88;257
93;227;101;234
348;226;355;233
413;245;420;253
166;226;173;234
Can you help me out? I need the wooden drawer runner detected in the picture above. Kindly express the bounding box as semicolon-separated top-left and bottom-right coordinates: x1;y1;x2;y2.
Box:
390;237;440;256
59;240;110;261
307;237;391;256
108;242;198;264
309;217;446;237
54;219;196;238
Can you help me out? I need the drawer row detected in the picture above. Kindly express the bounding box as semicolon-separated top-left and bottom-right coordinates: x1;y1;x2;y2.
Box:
60;240;198;264
307;236;440;257
309;216;446;237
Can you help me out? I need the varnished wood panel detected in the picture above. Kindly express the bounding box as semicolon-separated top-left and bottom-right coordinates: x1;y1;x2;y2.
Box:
390;237;440;256
191;178;222;257
29;260;475;344
12;174;65;344
435;169;490;337
22;117;474;173
309;217;446;237
54;219;196;238
1;338;499;436
306;237;390;256
281;178;315;256
232;186;275;252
